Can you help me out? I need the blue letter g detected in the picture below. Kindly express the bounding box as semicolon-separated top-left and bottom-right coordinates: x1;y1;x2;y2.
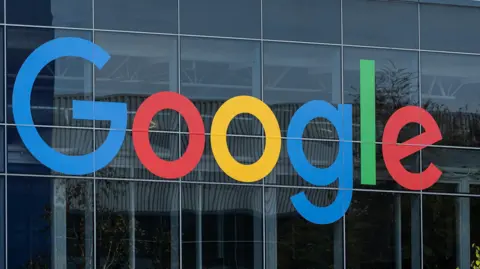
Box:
12;37;127;175
287;100;353;224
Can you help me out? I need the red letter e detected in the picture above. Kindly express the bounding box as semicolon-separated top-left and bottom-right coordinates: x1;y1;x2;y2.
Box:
382;106;442;191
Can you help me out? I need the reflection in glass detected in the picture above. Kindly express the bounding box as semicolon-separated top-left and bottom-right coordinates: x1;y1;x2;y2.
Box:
94;32;178;131
182;184;262;269
95;0;177;33
182;134;264;184
421;0;480;6
7;27;93;127
180;0;260;38
0;28;5;123
423;194;457;269
7;0;91;27
263;42;341;139
263;0;340;43
423;147;480;194
420;4;480;53
95;130;180;180
421;52;480;147
346;191;421;269
96;180;179;269
0;128;7;173
7;126;93;175
343;0;418;48
180;37;261;135
0;177;3;269
265;187;343;269
266;139;340;187
352;142;420;191
7;176;94;269
344;47;419;142
470;193;480;268
0;0;4;23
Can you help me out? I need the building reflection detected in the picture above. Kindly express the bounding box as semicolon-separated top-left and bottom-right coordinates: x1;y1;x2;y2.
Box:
5;10;480;269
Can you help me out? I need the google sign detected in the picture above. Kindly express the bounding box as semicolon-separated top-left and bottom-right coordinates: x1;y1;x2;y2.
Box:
12;37;443;225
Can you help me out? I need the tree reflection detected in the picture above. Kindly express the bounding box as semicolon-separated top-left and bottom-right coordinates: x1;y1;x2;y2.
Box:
23;176;174;269
20;58;480;269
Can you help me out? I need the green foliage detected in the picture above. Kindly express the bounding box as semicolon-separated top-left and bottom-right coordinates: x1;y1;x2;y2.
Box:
471;243;480;269
456;243;480;269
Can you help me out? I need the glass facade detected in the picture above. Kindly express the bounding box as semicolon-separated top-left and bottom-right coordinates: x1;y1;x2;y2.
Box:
3;1;480;269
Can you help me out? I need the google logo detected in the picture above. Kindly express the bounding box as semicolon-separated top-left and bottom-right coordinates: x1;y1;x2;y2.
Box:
12;37;444;225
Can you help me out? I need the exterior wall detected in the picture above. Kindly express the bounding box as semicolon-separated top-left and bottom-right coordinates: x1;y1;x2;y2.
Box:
2;1;480;269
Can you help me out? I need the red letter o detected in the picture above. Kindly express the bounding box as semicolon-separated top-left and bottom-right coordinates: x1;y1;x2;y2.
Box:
132;91;205;179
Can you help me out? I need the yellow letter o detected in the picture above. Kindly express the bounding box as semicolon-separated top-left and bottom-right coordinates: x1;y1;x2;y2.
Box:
210;96;281;183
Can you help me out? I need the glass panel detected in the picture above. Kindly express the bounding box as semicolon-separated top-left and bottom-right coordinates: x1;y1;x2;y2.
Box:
343;0;419;48
180;0;260;38
0;28;5;123
7;27;93;127
423;194;457;269
472;185;480;196
422;146;480;194
95;0;177;33
346;191;421;269
421;0;480;7
352;142;421;192
0;0;4;23
420;4;480;53
263;42;341;140
180;37;261;136
470;195;480;268
182;184;262;269
0;127;6;173
95;130;179;180
7;126;93;175
344;47;420;142
263;0;340;43
7;176;94;269
182;134;263;185
94;32;178;131
96;180;180;268
420;52;480;147
265;187;343;268
266;139;341;187
6;0;91;27
0;176;3;269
